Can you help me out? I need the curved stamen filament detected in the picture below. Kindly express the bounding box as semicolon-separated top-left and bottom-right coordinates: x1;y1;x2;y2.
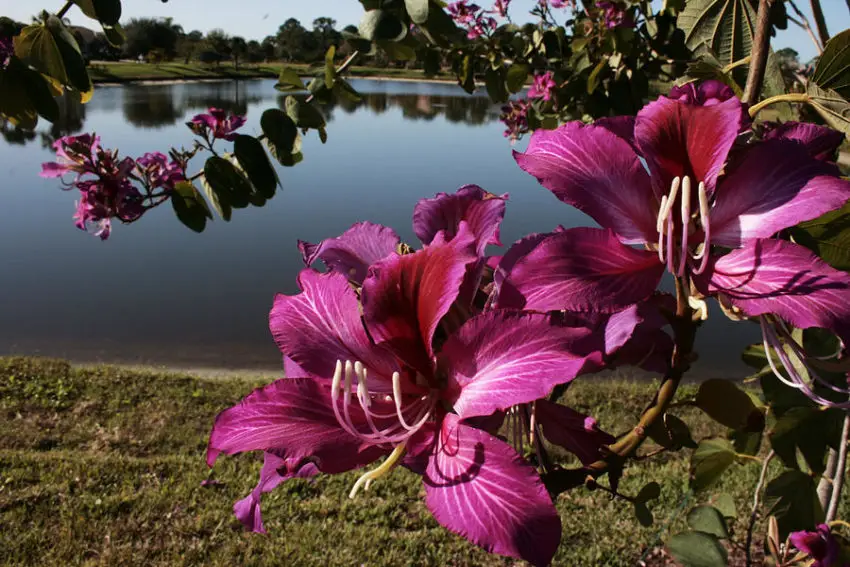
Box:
349;442;407;499
657;194;668;264
677;176;691;277
665;214;675;275
692;181;711;274
772;321;850;396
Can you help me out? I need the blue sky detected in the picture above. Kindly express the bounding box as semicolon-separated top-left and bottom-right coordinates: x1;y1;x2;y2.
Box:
2;0;848;62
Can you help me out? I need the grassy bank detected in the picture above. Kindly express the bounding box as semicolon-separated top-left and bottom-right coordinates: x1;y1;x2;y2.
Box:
87;61;447;84
0;357;845;566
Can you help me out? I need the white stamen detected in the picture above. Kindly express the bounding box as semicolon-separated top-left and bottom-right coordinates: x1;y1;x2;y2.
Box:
349;443;407;499
656;195;669;234
760;318;804;389
693;182;711;274
688;296;709;321
331;360;343;401
666;214;676;275
677;176;691;277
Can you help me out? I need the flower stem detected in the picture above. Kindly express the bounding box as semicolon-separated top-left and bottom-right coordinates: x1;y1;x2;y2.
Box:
747;93;809;117
56;0;74;18
809;0;830;47
745;450;775;567
826;414;849;522
742;0;776;104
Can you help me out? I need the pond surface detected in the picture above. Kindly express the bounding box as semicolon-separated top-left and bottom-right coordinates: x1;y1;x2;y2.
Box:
0;78;760;377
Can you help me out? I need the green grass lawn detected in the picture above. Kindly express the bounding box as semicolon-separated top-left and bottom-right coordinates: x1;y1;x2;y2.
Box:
0;357;845;566
87;61;447;84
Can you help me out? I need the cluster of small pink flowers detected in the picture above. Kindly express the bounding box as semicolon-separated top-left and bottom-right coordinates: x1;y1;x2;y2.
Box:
491;0;511;18
447;0;497;39
0;34;14;69
528;71;557;102
596;1;634;29
538;0;572;10
41;135;184;240
499;99;529;143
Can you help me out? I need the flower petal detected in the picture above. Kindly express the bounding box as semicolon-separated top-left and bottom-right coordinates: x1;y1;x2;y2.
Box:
535;400;615;465
635;95;742;197
269;269;398;382
422;414;561;567
361;226;478;375
233;452;319;533
442;310;605;419
763;121;844;162
513;122;657;244
711;140;850;247
413;185;508;256
497;227;664;313
298;222;400;284
206;378;388;472
695;239;850;343
493;227;566;295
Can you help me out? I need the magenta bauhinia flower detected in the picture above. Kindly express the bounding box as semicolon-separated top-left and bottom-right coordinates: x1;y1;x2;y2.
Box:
789;524;842;567
207;224;626;564
447;0;481;25
761;121;845;162
506;84;850;405
136;152;185;192
528;71;557;102
500;99;530;143
491;0;511;18
187;107;246;141
41;134;143;240
596;1;634;28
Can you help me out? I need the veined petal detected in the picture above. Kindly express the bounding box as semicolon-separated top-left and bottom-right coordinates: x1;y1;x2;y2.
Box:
635;95;741;198
361;225;478;376
763;122;844;162
413;185;508;256
595;115;637;149
442;310;605;419
422;414;561;567
695;240;850;344
711;140;850;247
206;378;389;472
535;400;615;465
269;270;398;382
298;222;400;285
513;123;657;244
493;228;566;296
497;228;664;313
233;452;319;533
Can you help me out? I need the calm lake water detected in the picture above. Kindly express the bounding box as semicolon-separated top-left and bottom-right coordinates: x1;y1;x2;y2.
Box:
0;78;760;377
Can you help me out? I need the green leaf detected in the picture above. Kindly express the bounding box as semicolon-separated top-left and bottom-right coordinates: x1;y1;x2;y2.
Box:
484;68;508;103
14;18;91;93
0;65;38;129
686;506;729;539
812;29;850;100
423;49;441;77
260;109;300;167
634;502;654;527
275;67;304;91
764;470;825;539
285;96;326;130
806;82;850;135
506;63;529;93
587;57;608;94
380;40;416;61
233;135;278;200
324;45;336;89
21;67;59;123
359;10;407;42
405;0;429;25
667;531;728;567
647;413;697;450
792;201;850;272
333;78;362;102
101;23;124;47
690;438;736;492
458;54;475;94
769;406;841;475
712;493;737;519
202;156;254;220
635;482;661;504
73;0;121;25
741;343;768;371
171;180;211;233
731;428;763;456
695;379;761;430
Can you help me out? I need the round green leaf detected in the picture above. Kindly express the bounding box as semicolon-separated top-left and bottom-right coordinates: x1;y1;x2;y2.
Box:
635;482;661;504
101;23;125;47
484;68;508;103
15;18;91;93
0;65;38;129
667;531;728;567
812;29;850;100
405;0;429;24
284;95;326;130
686;506;729;539
712;493;737;519
324;45;336;89
647;413;697;449
634;502;654;527
233;135;278;200
203;156;254;220
171;181;211;233
506;63;529;93
73;0;122;26
275;67;304;91
260;108;300;167
695;379;761;430
764;470;825;539
359;10;407;42
690;438;736;492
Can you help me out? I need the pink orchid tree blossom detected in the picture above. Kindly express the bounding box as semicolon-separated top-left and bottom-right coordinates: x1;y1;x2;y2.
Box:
506;80;850;408
789;524;842;567
528;71;557;102
187;107;246;142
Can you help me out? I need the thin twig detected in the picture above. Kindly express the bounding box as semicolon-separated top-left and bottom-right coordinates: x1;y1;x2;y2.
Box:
818;448;838;511
826;414;849;522
55;0;74;18
743;0;776;104
305;50;360;104
787;1;823;54
746;450;775;567
809;0;830;47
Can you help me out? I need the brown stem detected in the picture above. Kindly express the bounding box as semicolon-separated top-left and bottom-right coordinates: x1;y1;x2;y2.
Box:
745;450;775;567
818;449;839;511
809;0;830;47
826;414;849;522
743;0;776;104
305;50;360;104
56;0;74;18
787;0;823;54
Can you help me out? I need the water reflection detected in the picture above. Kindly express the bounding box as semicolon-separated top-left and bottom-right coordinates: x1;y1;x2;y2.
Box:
1;92;86;148
310;92;497;125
